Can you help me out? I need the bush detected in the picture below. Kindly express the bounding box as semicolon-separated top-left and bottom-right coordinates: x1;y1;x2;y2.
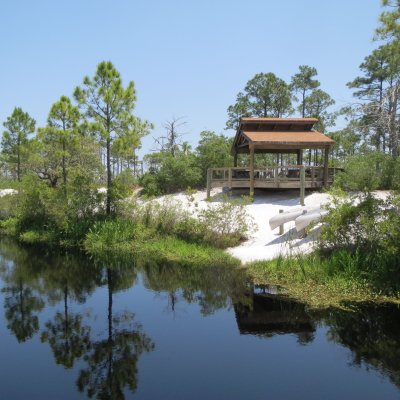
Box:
15;175;67;234
0;195;17;220
318;193;400;292
84;219;155;254
197;195;254;247
334;152;400;191
140;153;202;195
139;173;162;197
118;195;253;249
111;169;137;200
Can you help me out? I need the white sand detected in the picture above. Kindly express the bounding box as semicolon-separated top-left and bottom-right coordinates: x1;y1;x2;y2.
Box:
0;189;17;197
155;188;332;264
224;190;331;263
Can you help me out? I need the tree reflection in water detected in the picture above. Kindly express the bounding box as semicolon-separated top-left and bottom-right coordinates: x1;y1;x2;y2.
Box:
3;280;45;342
40;253;100;368
324;302;400;389
140;261;251;316
77;266;154;399
3;239;400;396
0;240;45;342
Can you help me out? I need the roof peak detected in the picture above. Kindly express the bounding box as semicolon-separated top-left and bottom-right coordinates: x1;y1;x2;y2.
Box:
240;117;318;124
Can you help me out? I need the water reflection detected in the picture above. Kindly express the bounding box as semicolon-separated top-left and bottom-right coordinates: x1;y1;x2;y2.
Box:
0;241;45;342
77;264;154;399
2;239;400;398
141;262;251;315
234;284;315;344
325;302;400;388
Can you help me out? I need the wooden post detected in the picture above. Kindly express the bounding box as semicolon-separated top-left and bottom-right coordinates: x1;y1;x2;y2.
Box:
206;168;212;199
279;209;284;235
228;167;232;189
297;150;303;166
323;147;329;187
300;165;305;206
311;166;315;188
233;152;238;167
249;144;255;196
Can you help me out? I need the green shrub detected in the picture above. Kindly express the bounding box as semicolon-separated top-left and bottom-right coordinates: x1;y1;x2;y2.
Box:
136;236;240;268
0;217;18;235
111;169;137;200
139;173;162;197
334;154;382;191
0;195;17;220
19;230;56;245
334;152;400;191
197;195;254;247
119;195;253;249
140;153;202;195
84;219;155;254
318;193;400;292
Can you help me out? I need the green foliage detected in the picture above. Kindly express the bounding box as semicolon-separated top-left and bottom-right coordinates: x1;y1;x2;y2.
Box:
111;169;137;200
74;60;152;214
137;237;240;269
197;195;254;247
157;153;202;193
318;193;400;293
290;65;320;117
84;220;154;254
0;195;17;220
140;153;201;195
0;217;18;236
119;195;253;249
139;173;162;197
195;131;233;185
226;72;292;131
226;92;251;130
334;152;400;191
2;107;36;181
84;217;239;268
248;254;374;309
19;230;56;245
15;175;64;233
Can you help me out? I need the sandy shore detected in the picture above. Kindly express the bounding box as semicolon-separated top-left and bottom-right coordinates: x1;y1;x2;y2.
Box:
0;186;356;264
160;188;332;264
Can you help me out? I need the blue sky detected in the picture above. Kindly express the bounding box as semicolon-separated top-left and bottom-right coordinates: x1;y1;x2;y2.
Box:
0;0;383;157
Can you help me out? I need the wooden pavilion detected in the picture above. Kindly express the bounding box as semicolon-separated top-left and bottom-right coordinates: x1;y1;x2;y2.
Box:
206;117;337;198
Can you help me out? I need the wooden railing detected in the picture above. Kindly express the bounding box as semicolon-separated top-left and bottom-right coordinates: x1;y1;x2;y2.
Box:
206;165;343;199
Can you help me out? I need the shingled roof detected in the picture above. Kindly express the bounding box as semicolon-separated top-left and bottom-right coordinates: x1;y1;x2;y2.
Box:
232;117;334;154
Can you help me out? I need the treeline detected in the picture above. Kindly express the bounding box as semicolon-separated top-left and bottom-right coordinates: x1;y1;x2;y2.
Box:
2;3;400;197
0;61;152;214
224;1;400;192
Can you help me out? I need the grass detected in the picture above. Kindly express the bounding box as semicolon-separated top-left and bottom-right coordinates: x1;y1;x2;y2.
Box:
248;253;400;309
84;219;240;268
134;236;240;268
0;180;19;190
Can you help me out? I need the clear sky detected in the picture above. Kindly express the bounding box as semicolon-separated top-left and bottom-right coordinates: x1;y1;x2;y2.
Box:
0;0;383;157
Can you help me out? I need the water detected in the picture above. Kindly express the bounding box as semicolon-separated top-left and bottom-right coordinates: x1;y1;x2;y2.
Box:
1;239;400;400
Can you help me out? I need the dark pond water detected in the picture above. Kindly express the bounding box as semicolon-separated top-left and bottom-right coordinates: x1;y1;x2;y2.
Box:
1;239;400;400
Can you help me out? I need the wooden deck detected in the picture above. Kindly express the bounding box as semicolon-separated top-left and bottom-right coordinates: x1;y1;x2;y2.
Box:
207;165;342;195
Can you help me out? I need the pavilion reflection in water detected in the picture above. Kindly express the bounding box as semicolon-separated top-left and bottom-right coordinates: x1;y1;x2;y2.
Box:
234;285;315;344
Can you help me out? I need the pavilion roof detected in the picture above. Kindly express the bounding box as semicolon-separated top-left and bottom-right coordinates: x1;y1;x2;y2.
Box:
232;117;334;154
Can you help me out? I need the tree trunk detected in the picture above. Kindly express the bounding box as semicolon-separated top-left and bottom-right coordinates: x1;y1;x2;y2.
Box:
17;135;21;182
106;137;112;215
389;84;399;157
62;139;67;196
